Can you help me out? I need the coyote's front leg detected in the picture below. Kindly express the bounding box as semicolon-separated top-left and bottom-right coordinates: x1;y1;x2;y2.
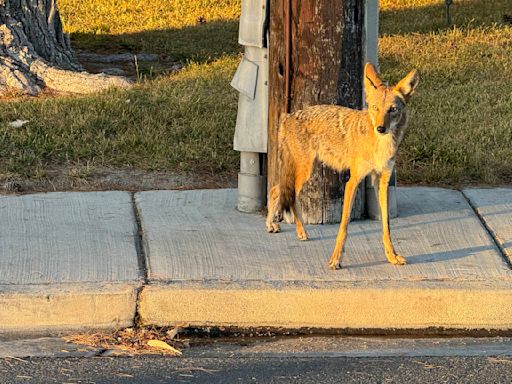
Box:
328;176;361;269
379;169;406;265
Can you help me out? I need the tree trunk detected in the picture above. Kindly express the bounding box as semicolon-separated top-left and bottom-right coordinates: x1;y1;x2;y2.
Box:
268;0;365;224
0;0;131;95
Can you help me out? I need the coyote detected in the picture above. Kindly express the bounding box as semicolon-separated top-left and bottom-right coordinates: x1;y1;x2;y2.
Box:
266;63;419;270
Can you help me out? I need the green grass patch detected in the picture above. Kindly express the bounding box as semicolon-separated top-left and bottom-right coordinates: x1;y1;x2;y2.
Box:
69;21;241;63
380;0;511;35
60;0;242;62
0;57;239;178
380;0;512;184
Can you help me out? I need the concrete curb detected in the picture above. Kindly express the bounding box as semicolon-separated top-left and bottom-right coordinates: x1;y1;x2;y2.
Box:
135;188;512;332
2;187;512;335
0;191;142;336
138;281;512;331
0;283;139;335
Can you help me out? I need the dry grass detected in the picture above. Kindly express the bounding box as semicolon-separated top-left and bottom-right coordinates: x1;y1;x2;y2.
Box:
0;0;510;186
65;327;186;356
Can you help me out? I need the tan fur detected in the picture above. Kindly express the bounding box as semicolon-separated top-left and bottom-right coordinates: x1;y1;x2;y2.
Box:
266;63;419;270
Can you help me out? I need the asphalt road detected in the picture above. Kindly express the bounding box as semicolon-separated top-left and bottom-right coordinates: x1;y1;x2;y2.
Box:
2;336;512;383
2;355;512;383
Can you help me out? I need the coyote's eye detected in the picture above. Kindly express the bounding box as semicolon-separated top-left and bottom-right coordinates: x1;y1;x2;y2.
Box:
389;106;398;113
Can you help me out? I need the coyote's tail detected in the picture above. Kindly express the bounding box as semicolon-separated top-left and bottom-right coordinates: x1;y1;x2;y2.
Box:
278;141;295;213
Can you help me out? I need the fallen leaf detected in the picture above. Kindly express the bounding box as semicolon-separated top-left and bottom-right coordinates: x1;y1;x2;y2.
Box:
117;373;134;377
147;340;182;355
175;367;219;374
8;119;29;128
167;326;183;340
6;356;28;363
412;360;443;369
488;357;512;364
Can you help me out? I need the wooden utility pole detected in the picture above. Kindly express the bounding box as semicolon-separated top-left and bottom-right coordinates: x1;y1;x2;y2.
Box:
268;0;366;224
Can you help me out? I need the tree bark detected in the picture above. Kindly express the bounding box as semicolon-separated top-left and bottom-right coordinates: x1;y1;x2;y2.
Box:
268;0;365;224
0;0;131;95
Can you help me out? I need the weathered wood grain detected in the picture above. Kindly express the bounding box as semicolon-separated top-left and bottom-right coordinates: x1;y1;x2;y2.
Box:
268;0;365;224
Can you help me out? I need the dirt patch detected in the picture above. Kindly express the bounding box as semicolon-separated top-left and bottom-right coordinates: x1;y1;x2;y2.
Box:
1;166;237;194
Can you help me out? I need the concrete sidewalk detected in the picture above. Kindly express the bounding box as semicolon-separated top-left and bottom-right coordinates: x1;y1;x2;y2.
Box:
1;187;511;335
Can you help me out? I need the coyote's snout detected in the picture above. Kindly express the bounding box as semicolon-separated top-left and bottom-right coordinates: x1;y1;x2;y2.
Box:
266;63;419;270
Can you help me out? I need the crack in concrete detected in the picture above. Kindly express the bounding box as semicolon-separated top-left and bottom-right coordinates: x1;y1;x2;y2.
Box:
130;193;149;328
460;190;512;270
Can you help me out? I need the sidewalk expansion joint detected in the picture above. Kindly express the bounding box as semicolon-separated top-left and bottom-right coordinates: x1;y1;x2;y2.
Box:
460;190;512;270
130;192;149;327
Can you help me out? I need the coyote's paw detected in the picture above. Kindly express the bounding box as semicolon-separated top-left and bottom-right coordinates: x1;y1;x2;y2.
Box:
298;233;309;241
296;228;308;241
328;253;343;270
387;253;407;265
266;222;281;233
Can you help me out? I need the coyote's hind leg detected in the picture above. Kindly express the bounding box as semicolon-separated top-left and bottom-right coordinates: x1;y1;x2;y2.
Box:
291;170;309;241
266;185;281;233
291;203;308;241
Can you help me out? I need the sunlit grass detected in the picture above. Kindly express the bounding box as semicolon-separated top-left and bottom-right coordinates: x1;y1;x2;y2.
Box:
59;0;241;34
59;0;242;62
380;0;510;35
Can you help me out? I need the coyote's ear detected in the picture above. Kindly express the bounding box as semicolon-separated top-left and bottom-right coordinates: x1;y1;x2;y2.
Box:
364;62;384;91
394;69;419;101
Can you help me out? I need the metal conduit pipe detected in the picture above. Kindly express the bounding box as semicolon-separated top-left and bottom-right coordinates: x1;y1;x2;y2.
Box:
237;152;265;213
